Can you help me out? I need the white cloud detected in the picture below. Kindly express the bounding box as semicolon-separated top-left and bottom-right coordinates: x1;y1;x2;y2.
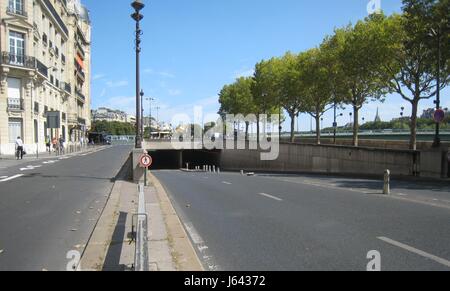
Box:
233;68;254;79
106;80;129;88
168;89;182;96
93;74;106;81
144;68;175;78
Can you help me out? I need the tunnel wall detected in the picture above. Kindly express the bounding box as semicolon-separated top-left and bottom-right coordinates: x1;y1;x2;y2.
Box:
220;143;423;177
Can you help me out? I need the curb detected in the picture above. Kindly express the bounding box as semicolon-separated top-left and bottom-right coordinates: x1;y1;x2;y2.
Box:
148;172;204;271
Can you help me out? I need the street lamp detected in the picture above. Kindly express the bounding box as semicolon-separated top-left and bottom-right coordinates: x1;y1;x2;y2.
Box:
146;97;154;128
400;107;405;130
131;0;145;149
430;26;442;147
140;89;144;139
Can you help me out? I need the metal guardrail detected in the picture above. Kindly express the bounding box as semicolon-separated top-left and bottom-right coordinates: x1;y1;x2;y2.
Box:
133;183;149;271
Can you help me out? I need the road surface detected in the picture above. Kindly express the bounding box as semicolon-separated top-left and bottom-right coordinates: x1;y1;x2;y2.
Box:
0;145;132;271
153;170;450;271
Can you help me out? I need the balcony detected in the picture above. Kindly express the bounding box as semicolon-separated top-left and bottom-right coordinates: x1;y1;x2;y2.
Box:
7;98;24;111
42;0;69;36
1;52;36;69
75;89;86;101
78;118;86;125
63;82;72;94
36;59;48;77
7;6;27;18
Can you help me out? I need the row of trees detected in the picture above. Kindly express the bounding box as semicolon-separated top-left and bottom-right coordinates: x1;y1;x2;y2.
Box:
91;121;135;136
219;0;449;150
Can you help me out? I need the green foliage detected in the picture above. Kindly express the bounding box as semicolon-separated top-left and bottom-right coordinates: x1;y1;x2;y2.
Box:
91;121;135;136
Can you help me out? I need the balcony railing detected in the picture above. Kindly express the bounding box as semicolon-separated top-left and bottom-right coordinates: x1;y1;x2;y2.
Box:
7;98;24;111
7;6;27;17
63;82;72;93
75;89;86;101
78;118;86;125
1;52;36;69
42;0;69;35
36;59;48;77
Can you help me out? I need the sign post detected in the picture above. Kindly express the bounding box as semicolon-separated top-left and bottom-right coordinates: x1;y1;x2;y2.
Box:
139;154;153;186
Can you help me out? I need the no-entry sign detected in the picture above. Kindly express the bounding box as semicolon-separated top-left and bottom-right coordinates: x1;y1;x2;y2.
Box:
139;154;153;168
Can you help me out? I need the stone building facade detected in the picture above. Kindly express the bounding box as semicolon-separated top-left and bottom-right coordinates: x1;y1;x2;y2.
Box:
0;0;91;155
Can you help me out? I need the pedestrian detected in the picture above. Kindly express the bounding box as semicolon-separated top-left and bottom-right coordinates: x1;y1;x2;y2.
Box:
52;137;58;154
59;135;65;155
45;136;51;153
15;136;24;160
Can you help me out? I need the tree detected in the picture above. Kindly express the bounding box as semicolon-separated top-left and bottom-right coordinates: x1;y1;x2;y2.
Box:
301;48;334;145
276;52;304;142
252;59;285;143
218;77;257;140
329;14;394;146
384;0;450;150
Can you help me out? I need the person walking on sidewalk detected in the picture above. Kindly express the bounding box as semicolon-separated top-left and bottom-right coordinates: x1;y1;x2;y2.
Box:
15;137;24;160
59;135;66;155
45;136;51;153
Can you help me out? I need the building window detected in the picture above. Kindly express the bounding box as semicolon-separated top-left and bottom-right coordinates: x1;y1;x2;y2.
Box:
7;77;22;110
8;118;23;143
34;120;39;143
9;31;25;65
8;0;24;15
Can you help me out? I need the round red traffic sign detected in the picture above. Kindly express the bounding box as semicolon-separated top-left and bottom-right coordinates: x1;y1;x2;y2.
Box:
434;109;445;123
140;154;153;168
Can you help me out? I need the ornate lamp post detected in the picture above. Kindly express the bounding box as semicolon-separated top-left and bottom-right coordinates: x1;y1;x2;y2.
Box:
131;0;145;148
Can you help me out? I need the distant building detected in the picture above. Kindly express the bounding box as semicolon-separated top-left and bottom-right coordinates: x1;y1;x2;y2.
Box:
421;108;450;119
91;107;135;125
374;108;382;123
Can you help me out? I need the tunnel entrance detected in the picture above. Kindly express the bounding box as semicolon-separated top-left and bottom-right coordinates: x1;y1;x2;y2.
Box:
146;149;221;170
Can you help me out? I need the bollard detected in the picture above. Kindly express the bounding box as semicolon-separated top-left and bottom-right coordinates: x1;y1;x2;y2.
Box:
213;166;216;173
383;170;390;195
217;168;220;174
241;170;244;175
186;163;189;170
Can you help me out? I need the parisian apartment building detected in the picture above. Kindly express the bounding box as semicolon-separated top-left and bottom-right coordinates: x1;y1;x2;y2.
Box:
91;107;136;125
0;0;91;155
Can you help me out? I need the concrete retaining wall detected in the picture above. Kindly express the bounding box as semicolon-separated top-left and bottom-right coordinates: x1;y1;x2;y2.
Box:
221;143;420;177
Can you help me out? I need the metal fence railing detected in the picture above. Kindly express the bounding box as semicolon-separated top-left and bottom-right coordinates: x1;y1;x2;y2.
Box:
133;183;149;271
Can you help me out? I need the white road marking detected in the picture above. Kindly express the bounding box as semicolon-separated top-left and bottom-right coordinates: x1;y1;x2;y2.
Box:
378;237;450;268
222;181;232;185
259;193;283;202
43;161;57;164
184;222;219;271
0;176;7;179
0;174;24;182
20;165;42;171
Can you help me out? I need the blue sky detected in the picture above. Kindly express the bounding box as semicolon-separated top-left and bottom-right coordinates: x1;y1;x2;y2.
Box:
85;0;448;131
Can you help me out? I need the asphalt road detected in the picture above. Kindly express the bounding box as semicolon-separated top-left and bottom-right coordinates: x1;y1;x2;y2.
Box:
153;170;450;271
0;145;132;271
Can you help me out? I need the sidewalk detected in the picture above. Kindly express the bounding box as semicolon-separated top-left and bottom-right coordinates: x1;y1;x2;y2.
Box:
0;146;102;169
80;163;203;271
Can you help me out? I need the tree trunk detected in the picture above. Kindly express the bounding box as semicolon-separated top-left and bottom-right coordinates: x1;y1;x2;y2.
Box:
290;112;296;143
409;100;418;150
353;106;359;147
315;114;321;145
256;114;260;146
245;122;250;141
